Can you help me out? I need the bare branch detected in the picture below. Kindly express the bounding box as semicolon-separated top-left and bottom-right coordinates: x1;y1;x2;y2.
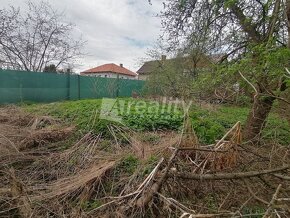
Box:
173;165;290;180
0;1;85;72
238;71;259;99
262;184;282;218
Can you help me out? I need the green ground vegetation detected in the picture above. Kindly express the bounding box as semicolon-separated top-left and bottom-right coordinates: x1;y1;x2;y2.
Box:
23;98;290;145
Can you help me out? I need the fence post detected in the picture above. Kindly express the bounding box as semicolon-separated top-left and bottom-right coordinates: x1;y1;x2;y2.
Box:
116;74;120;97
78;75;81;100
66;72;70;100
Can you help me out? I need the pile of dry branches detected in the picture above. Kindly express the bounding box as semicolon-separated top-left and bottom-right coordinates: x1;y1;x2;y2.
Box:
86;121;290;217
0;107;290;217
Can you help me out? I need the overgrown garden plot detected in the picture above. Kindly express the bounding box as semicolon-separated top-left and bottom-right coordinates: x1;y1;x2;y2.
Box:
0;98;290;217
23;98;290;145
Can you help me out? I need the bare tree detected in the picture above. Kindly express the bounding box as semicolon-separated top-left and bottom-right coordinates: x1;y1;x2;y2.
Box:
0;1;85;72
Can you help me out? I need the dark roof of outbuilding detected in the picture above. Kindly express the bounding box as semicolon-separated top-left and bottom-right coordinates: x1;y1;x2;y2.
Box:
137;54;224;75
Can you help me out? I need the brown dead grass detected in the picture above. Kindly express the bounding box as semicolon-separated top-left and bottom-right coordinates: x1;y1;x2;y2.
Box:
1;105;290;217
130;131;180;160
19;126;75;150
34;160;118;201
0;106;33;126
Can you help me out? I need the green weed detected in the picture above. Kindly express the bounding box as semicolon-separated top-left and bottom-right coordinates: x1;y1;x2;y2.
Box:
118;155;139;174
22;98;290;145
80;200;102;211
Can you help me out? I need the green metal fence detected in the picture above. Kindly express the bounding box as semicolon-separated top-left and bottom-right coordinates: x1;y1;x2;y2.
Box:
0;69;145;104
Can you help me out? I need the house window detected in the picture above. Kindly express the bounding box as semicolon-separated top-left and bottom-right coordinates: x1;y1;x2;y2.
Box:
105;75;107;77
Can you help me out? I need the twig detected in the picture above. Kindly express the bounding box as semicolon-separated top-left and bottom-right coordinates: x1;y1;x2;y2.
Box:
215;121;240;149
243;179;269;205
176;147;227;153
285;67;290;77
0;134;23;154
262;184;282;218
276;198;290;202
136;149;178;208
174;165;290;180
233;195;254;217
136;158;164;192
104;190;141;200
87;199;118;214
157;192;196;214
218;188;233;211
179;212;236;217
131;158;164;202
273;173;290;180
238;71;258;100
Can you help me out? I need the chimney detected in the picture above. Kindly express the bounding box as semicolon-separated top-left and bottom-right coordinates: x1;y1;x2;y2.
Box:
120;63;123;68
161;55;166;61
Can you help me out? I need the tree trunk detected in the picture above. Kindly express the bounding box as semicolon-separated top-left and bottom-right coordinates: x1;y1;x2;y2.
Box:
243;95;276;143
286;0;290;48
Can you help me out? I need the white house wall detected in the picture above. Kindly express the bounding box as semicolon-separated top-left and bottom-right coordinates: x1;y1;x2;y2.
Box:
84;72;137;80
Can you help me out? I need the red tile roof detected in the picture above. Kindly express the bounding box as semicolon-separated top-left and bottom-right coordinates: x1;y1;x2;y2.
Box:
81;63;137;77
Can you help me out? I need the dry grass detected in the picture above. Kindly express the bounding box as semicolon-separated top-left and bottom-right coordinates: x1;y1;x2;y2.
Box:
0;106;178;217
1;106;290;217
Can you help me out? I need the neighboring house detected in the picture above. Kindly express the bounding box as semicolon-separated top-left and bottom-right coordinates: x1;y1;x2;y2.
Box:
81;63;138;80
137;54;223;80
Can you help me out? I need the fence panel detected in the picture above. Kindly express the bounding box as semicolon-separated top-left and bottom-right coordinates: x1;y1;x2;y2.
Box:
118;78;144;97
0;69;145;104
0;70;68;103
80;76;118;99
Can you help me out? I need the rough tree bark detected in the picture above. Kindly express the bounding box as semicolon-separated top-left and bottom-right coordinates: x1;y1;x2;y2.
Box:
233;0;288;142
244;95;276;142
287;0;290;48
286;0;290;96
244;0;290;142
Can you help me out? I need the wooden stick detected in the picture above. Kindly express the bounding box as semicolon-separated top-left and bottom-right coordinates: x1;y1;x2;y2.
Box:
131;158;164;202
176;147;228;153
262;184;282;218
180;212;236;217
136;149;178;208
273;173;290;180
215;121;240;149
243;179;269;205
173;165;290;180
157;192;196;214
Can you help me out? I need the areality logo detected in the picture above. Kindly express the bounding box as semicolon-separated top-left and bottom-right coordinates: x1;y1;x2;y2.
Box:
99;98;192;123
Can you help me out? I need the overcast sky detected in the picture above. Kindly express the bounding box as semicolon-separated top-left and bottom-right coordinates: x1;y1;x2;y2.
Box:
2;0;164;72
